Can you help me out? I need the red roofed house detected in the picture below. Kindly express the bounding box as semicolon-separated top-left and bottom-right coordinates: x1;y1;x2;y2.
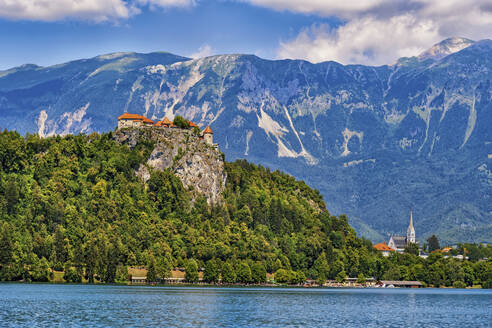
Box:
161;117;173;127
203;126;213;145
373;243;395;257
142;117;154;126
153;117;173;128
441;247;452;253
118;113;154;129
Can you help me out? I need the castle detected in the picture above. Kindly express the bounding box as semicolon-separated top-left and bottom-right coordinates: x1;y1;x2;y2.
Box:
117;113;214;145
388;211;417;253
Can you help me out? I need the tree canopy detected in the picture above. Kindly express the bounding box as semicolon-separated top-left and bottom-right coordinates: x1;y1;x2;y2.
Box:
0;130;490;288
173;116;190;129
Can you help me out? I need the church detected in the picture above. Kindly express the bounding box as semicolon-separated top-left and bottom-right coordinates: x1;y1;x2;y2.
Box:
388;211;417;253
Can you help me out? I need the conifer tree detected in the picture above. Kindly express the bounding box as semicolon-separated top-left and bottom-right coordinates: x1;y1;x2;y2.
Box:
427;235;440;252
147;257;157;283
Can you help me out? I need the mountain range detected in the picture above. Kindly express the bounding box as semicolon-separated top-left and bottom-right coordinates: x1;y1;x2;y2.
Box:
0;37;490;244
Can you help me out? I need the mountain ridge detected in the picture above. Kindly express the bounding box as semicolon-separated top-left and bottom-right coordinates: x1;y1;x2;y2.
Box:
0;38;491;244
418;37;475;61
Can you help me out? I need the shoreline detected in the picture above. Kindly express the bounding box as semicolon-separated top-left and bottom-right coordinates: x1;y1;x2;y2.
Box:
0;281;482;289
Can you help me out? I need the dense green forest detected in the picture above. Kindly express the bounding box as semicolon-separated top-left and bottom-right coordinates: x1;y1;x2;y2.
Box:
0;130;490;288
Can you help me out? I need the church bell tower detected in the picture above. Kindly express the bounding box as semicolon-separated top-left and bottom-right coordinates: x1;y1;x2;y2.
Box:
407;211;416;244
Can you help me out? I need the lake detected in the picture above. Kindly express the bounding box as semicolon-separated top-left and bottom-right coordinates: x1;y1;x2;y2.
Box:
0;284;490;327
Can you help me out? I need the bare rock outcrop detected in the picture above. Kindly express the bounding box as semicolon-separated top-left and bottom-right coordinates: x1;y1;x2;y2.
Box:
114;127;226;204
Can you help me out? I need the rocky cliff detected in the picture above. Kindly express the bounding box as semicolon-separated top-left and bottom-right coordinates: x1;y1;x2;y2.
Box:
114;127;226;204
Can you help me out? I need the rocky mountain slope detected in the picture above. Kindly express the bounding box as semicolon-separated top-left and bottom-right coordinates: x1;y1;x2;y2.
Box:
0;38;490;244
114;127;225;204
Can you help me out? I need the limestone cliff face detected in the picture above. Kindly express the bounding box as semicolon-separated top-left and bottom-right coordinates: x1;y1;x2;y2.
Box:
114;128;226;204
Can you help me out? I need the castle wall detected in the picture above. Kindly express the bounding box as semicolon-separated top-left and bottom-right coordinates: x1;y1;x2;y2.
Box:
118;120;143;129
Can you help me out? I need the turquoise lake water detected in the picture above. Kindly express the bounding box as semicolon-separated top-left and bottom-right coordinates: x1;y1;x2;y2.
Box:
0;284;490;327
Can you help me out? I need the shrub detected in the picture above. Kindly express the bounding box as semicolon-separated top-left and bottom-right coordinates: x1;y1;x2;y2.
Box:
173;116;189;129
453;281;467;289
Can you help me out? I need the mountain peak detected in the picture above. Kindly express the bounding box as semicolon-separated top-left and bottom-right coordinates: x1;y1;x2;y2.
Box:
95;52;136;61
418;37;475;61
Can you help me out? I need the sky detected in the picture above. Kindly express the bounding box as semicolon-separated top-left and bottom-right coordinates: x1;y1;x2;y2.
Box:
0;0;491;70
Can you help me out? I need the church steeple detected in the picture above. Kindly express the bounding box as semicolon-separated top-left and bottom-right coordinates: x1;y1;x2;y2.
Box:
407;211;415;243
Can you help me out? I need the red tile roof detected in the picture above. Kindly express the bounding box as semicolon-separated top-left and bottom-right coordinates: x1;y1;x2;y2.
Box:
118;113;153;124
203;126;213;134
188;121;198;128
118;113;145;120
154;117;173;127
161;117;172;125
374;243;395;252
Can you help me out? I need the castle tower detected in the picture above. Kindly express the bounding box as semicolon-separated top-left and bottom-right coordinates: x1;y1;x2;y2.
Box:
407;211;416;244
203;126;213;145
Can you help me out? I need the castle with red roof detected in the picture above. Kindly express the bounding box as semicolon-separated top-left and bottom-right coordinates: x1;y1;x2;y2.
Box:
117;113;214;145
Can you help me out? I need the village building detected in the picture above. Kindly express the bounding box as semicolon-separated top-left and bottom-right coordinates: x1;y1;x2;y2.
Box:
373;243;395;257
117;113;154;129
130;276;147;284
388;211;418;253
441;247;452;253
388;236;408;253
154;117;173;128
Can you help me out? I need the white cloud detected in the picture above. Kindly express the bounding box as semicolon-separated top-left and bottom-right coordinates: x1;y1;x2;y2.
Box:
136;0;195;9
0;0;195;22
243;0;386;18
278;15;440;65
245;0;492;65
0;0;138;22
189;44;214;59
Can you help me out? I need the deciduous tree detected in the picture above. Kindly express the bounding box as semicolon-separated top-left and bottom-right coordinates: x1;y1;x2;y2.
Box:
185;259;199;283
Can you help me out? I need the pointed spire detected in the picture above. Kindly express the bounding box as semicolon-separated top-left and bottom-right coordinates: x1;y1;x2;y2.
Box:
407;210;416;244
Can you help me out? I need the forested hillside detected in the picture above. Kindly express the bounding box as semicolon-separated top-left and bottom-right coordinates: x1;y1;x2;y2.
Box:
0;130;490;288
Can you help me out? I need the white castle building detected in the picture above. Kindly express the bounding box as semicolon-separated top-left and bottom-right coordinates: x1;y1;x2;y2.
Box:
117;113;214;146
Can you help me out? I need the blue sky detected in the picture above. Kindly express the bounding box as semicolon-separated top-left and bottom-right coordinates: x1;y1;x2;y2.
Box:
0;1;333;69
0;0;491;69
